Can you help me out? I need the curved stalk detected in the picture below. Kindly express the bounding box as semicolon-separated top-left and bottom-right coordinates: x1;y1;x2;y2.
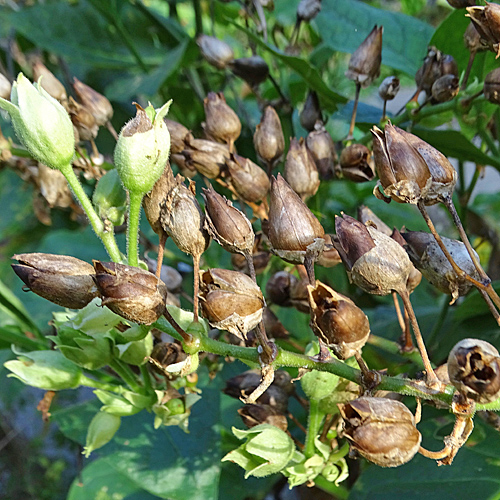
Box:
127;191;143;267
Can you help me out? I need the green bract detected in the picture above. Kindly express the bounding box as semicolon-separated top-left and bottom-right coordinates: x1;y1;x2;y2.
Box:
0;73;74;170
114;101;172;195
83;411;121;458
4;349;82;390
222;424;295;478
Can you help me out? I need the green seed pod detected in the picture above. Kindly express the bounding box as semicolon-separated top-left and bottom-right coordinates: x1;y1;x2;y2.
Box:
83;411;121;458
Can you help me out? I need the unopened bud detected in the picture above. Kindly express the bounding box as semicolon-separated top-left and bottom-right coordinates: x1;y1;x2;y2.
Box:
160;177;210;258
197;35;234;69
308;281;370;359
93;261;167;324
378;76;400;101
226;154;270;203
306;122;338;180
402;230;480;302
345;26;383;87
340;144;375;182
199;268;264;340
32;61;67;103
229;56;269;86
448;339;500;404
73;77;113;126
268;174;325;264
183;137;229;179
12;253;98;309
284;137;320;200
203;92;241;149
83;412;121;458
254;106;285;168
202;185;254;255
335;214;412;295
431;74;459;103
300;91;322;132
371;122;432;204
485;67;500;105
238;403;288;431
339;397;421;467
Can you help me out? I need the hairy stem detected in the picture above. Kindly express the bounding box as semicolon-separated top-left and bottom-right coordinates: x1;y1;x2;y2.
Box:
127;191;143;268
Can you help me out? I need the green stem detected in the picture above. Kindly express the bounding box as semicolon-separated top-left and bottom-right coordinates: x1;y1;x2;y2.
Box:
60;164;122;262
193;0;203;36
305;399;324;458
140;364;154;394
109;359;140;393
127;191;143;267
478;128;500;158
80;375;122;393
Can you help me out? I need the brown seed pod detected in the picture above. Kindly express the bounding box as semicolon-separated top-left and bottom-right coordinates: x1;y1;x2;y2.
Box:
300;91;322;132
339;397;422;467
284;137;320;200
164;119;192;154
12;253;98;309
32;61;67;103
378;76;400;101
484;67;500;105
254;106;285;169
93;261;167;324
203;92;241;150
467;3;500;58
183;137;230;179
197;35;235;69
340;144;375;182
431;74;459;103
73;77;113;126
226;154;270;204
238;403;288;431
306;122;338;180
229;56;270;86
448;338;500;404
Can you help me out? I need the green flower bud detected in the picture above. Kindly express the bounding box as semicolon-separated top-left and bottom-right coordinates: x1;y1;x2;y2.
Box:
94;388;155;416
114;332;154;366
222;424;295;478
83;411;121;458
152;391;201;431
4;349;82;390
92;169;127;226
114;101;172;196
0;73;74;170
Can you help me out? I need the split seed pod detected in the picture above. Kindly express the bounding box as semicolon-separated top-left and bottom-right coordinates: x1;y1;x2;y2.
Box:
93;261;167;324
340;144;375;182
467;3;500;58
448;338;500;404
268;174;325;264
12;253;98;309
199;269;264;340
73;77;113;127
202;185;255;255
378;76;400;101
339;397;422;467
308;281;370;359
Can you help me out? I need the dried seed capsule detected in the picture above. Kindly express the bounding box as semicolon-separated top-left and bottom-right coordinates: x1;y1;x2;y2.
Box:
464;22;488;54
229;56;270;86
391;228;422;293
308;281;370;359
371;122;432;204
284;137;320;200
345;26;383;88
197;34;234;69
226;154;270;203
415;48;458;95
199;268;264;340
68;96;99;142
340;144;375;182
160;177;210;258
448;338;500;404
378;76;400;101
339;397;421;467
357;205;392;236
317;234;342;268
164;119;192;154
484;67;500;105
254;106;285;169
32;61;67;103
12;253;98;309
467;3;500;57
266;270;298;307
391;126;457;204
447;0;475;8
203;92;241;150
73;77;113;126
300;91;322;132
202;185;255;255
268;174;325;264
335;214;412;295
93;261;167;324
238;403;288;431
402;230;480;302
183;137;230;179
431;74;459;103
306;122;338;180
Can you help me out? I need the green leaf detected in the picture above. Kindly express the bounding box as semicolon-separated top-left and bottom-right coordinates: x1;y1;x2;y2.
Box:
230;22;347;110
411;128;500;169
316;0;434;76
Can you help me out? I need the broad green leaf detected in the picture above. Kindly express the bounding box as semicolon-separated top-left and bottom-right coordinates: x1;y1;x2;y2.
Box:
316;0;434;76
411;128;500;169
231;22;347;110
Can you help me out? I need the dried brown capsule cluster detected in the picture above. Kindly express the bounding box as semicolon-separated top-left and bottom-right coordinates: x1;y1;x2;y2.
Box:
415;47;458;96
308;281;370;359
199;268;264;340
448;339;500;404
339;397;421;467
